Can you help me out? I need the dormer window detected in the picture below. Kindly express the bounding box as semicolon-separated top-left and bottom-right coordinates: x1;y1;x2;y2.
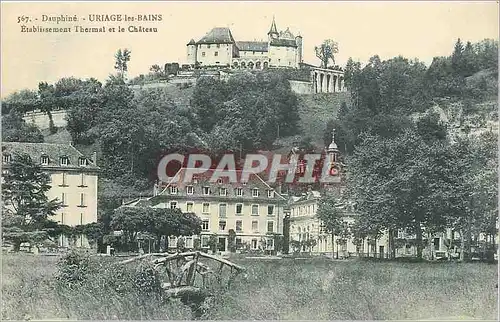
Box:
267;190;274;198
79;158;87;167
41;155;49;165
170;186;178;195
186;186;194;195
252;188;259;197
60;156;69;166
219;188;227;196
217;178;223;184
236;188;243;197
3;154;11;163
203;187;210;195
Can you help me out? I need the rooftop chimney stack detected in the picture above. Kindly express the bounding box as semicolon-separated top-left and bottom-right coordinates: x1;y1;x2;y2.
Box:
92;151;97;166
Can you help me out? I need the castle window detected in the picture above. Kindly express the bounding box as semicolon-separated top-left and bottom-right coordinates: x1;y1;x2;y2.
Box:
203;187;210;195
219;188;227;196
236;203;243;215
207;45;211;49
41;155;49;165
214;51;218;56
202;202;210;213
186;202;194;212
202;52;206;57
219;203;227;217
216;44;220;48
2;154;11;163
235;220;242;232
170;201;178;209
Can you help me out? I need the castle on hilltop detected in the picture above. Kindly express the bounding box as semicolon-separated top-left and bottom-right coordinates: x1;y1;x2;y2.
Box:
186;17;303;69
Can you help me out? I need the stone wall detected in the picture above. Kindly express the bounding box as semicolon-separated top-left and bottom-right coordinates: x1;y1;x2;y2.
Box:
23;110;67;129
289;80;314;95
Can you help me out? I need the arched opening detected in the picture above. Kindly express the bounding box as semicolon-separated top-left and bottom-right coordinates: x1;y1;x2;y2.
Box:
319;74;324;93
338;77;343;91
333;75;337;92
241;61;246;69
326;74;331;93
255;61;261;69
263;61;269;69
233;61;239;68
248;61;254;69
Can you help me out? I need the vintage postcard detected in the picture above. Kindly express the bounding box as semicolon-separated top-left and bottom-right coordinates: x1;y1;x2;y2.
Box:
1;1;499;321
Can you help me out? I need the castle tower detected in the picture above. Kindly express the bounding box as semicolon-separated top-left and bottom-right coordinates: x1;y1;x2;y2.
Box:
325;129;341;177
267;16;279;40
186;39;197;66
295;35;303;66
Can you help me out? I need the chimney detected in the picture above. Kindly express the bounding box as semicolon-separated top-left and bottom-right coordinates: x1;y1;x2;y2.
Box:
92;151;97;166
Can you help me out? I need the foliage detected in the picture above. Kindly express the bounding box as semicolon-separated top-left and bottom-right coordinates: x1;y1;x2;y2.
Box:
110;207;202;252
1;111;44;143
192;70;301;153
114;48;132;80
314;39;339;68
2;153;63;251
227;229;237;253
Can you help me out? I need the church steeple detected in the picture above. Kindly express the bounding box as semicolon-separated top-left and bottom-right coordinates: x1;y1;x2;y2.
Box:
268;16;279;39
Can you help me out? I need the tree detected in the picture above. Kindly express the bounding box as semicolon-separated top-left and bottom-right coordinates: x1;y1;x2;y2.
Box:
1;111;44;143
114;48;132;81
316;192;345;259
227;229;237;253
2;153;62;251
314;39;338;68
150;64;162;77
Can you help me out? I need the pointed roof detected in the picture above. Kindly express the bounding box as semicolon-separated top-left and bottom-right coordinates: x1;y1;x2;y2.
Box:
197;27;235;44
187;39;196;45
327;129;338;151
268;16;278;35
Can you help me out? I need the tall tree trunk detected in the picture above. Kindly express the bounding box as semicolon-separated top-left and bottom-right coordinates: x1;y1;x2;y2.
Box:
416;225;423;259
388;229;395;259
331;233;335;259
460;229;465;261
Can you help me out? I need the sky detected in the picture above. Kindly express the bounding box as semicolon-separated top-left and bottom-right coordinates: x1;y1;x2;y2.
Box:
1;1;499;97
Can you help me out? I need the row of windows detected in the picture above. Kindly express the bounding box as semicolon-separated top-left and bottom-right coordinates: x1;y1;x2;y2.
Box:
2;154;88;167
170;201;275;216
240;51;266;55
291;204;317;217
169;185;274;198
56;173;88;187
59;213;85;225
201;218;274;233
201;51;220;57
179;235;274;250
60;192;88;207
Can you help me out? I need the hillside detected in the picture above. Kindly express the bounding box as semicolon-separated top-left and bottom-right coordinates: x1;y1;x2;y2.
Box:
296;92;351;145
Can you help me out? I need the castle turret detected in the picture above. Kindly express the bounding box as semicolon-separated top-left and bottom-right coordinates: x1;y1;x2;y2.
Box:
186;39;197;66
267;16;279;40
295;35;303;66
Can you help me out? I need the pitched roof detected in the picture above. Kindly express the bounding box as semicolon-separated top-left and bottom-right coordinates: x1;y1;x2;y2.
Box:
268;17;278;35
270;38;297;48
236;41;269;52
187;39;196;45
197;27;235;44
2;142;98;170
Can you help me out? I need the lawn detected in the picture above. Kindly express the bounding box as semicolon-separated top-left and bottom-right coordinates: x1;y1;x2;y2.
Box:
1;253;497;320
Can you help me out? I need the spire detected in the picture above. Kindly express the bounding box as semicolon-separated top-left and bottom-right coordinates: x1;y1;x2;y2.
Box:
327;128;338;151
268;15;278;36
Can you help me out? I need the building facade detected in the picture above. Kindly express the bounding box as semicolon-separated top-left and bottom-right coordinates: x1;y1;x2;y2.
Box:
123;168;286;253
186;17;303;69
1;142;99;248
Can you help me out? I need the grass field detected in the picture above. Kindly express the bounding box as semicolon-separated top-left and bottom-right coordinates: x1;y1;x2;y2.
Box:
1;253;497;320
